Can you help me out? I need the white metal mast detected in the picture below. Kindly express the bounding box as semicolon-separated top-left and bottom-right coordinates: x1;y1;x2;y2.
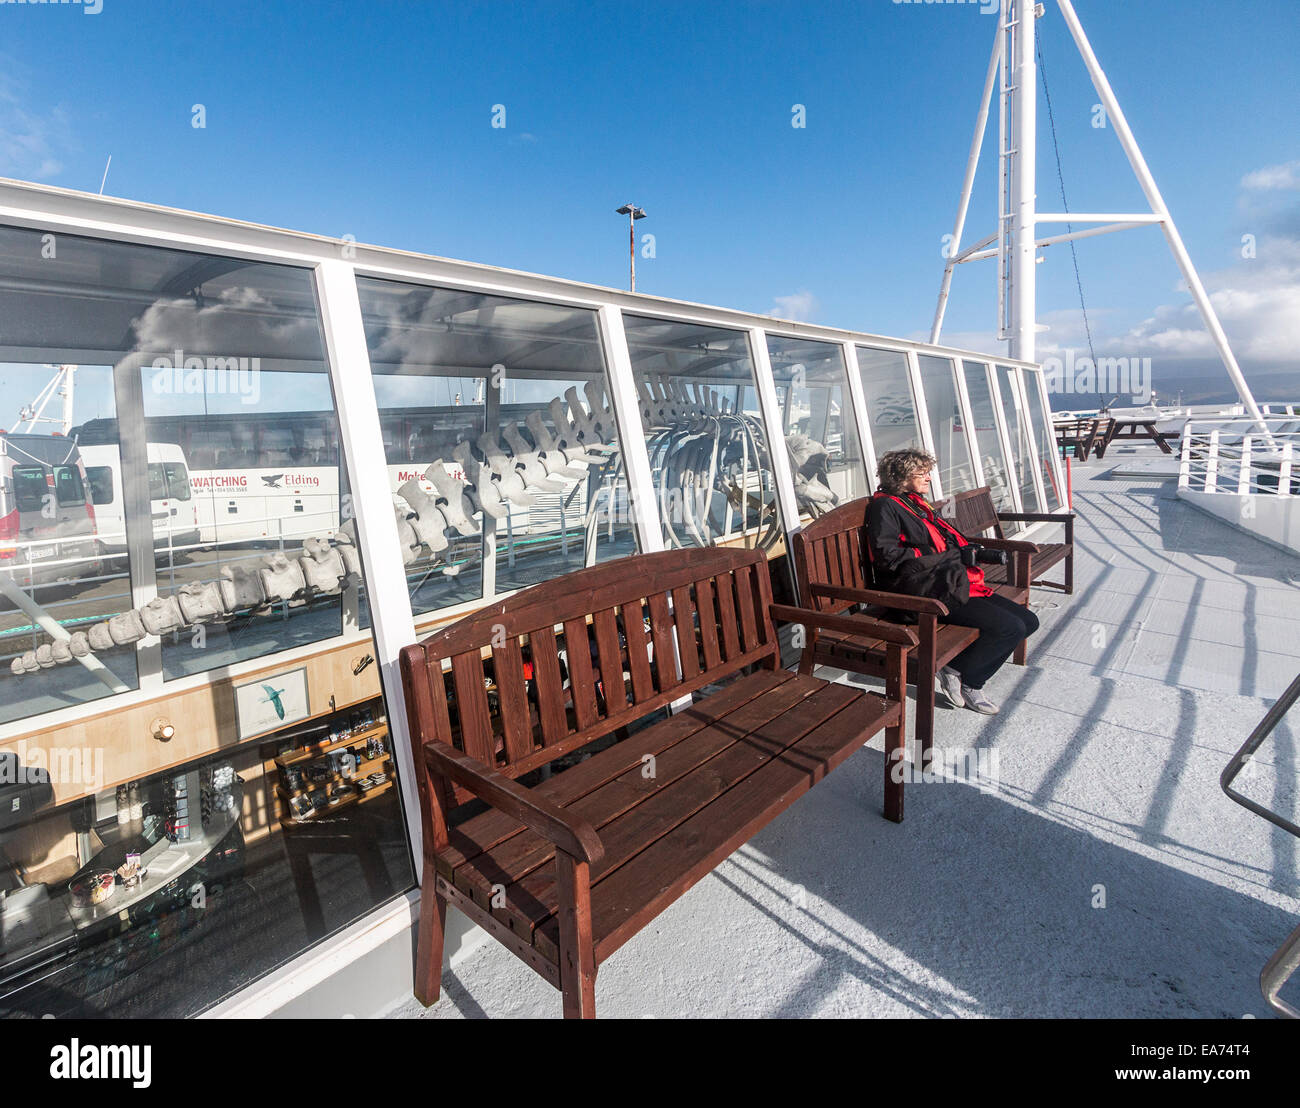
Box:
16;364;78;435
931;0;1268;431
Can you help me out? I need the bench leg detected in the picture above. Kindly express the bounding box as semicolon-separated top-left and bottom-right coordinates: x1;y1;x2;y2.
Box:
883;641;908;823
556;852;597;1019
1013;638;1027;666
414;862;447;1006
916;616;937;769
884;722;905;823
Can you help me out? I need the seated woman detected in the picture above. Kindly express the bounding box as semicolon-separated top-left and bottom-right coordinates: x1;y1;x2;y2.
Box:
865;448;1039;715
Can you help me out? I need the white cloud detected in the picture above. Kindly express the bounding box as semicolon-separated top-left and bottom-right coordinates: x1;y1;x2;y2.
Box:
767;290;818;322
1241;161;1300;191
1119;234;1300;363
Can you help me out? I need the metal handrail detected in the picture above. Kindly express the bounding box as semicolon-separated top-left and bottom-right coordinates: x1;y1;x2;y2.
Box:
1221;670;1300;1017
1179;417;1299;497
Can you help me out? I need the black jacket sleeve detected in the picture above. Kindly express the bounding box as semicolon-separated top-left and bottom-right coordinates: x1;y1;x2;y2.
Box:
866;497;961;579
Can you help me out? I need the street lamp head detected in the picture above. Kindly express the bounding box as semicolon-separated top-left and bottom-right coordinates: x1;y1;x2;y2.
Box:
616;204;647;219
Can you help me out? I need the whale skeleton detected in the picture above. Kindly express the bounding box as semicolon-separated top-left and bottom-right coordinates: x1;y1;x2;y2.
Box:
6;380;836;677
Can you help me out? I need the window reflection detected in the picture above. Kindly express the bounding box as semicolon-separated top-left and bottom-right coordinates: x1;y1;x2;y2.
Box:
917;354;977;496
1023;371;1064;511
960;360;1016;513
996;365;1042;513
767;335;868;514
624;316;786;552
356;279;633;619
856;345;924;465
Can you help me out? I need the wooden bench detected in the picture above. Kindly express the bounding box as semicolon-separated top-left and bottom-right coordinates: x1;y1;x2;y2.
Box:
398;546;916;1018
938;486;1074;594
792;498;1033;767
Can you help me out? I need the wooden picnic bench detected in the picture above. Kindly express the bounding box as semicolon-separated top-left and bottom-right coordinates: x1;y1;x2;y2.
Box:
1108;417;1178;454
792;495;1034;769
1054;416;1117;462
398;546;916;1018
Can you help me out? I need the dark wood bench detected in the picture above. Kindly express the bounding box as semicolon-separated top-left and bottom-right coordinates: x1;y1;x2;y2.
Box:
937;486;1074;594
398;546;916;1018
792;498;1033;766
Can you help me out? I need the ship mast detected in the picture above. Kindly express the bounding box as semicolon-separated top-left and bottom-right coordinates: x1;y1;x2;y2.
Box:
16;363;78;436
933;0;1268;433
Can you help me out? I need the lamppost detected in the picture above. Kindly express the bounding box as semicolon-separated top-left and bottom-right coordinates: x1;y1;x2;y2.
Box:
615;204;646;292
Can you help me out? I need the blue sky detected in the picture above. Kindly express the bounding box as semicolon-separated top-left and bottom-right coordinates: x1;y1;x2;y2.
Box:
1;0;1298;401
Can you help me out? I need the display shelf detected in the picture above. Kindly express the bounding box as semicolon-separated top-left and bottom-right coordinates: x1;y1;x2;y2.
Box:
274;753;392;799
279;778;395;830
274;722;387;769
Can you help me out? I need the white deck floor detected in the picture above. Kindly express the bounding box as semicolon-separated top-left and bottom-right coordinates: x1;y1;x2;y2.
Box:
387;447;1300;1019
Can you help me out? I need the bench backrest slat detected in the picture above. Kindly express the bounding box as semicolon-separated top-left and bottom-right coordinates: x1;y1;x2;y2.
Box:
400;547;781;801
935;487;1004;542
792;498;871;613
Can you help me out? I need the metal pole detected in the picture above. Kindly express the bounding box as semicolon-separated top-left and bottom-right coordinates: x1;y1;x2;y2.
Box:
629;211;636;292
932;26;1004;344
1008;0;1037;364
1054;0;1269;436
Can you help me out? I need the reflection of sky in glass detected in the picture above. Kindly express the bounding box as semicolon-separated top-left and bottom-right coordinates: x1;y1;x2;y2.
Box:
1;363;116;428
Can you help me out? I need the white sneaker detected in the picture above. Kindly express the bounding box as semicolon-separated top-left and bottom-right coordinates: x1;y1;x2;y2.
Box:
937;665;965;708
961;685;1000;715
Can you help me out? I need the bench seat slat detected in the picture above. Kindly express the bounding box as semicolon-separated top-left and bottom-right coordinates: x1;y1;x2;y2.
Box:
450;676;827;911
537;684;897;963
486;679;864;953
435;668;795;879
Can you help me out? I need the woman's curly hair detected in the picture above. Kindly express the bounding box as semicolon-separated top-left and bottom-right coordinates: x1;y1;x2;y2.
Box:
876;448;937;495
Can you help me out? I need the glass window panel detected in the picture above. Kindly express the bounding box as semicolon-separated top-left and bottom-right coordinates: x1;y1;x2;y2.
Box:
624;315;786;554
916;353;977;495
856;345;924;468
0;225;412;1017
1023;371;1064;511
356;278;633;620
996;364;1042;513
960;360;1016;513
767;335;868;515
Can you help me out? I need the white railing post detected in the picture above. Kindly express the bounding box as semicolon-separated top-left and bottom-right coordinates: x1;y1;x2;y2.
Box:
1238;436;1253;495
1281;442;1293;498
1206;430;1220;492
1178;425;1191;489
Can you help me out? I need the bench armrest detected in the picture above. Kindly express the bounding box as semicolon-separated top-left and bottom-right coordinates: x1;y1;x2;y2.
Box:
996;510;1075;524
423;742;605;867
808;583;949;618
977;537;1040;554
770;603;919;647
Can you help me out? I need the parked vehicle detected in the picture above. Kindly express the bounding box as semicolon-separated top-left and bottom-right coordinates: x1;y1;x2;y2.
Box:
79;442;202;559
0;433;102;588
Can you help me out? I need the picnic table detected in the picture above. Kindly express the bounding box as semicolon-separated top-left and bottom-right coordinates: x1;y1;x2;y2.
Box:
1107;417;1178;454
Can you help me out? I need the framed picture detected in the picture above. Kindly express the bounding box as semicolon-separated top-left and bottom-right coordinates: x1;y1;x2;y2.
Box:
235;667;310;739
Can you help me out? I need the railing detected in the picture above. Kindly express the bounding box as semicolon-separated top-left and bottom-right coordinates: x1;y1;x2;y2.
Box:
1221;670;1300;1018
1178;417;1300;498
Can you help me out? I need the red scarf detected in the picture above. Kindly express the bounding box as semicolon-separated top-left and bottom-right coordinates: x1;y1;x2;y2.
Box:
873;491;993;598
